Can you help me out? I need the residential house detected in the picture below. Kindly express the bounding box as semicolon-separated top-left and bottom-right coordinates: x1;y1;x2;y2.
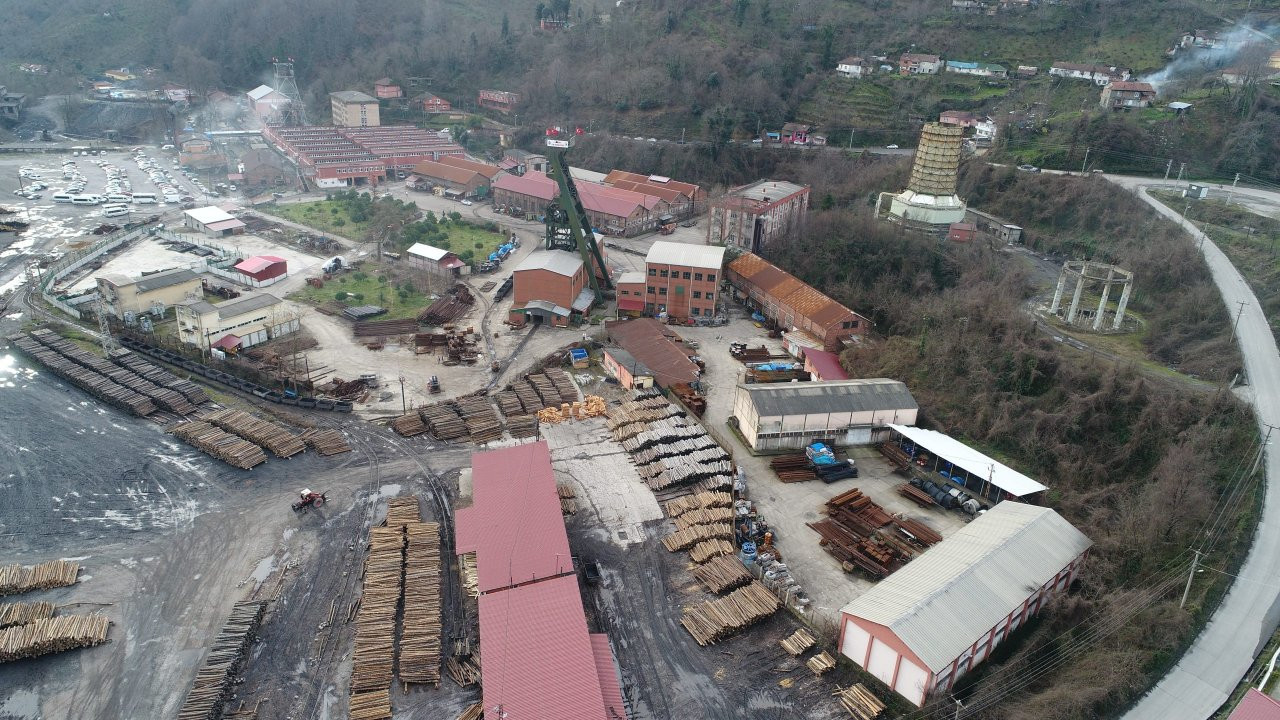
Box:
837;57;871;79
939;111;997;140
1181;29;1221;49
373;78;403;99
1048;62;1131;85
413;92;452;113
945;60;1008;78
330;90;380;127
1100;81;1156;109
781;123;812;144
478;89;521;113
899;54;943;75
0;86;26;120
950;0;991;12
1016;65;1039;77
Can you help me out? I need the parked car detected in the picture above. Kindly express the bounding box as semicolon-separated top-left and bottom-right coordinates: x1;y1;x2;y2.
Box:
460;199;473;206
1017;164;1041;173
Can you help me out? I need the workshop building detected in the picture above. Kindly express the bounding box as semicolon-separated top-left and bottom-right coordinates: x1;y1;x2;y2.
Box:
410;159;491;197
183;206;246;236
886;424;1048;504
708;180;810;251
601;346;656;389
603;170;705;218
246;85;290;123
478;89;521;113
732;379;917;451
839;503;1092;706
615;271;647;316
509;251;593;328
454;442;628;720
727;252;871;351
492;171;559;217
576;182;661;237
175;293;297;352
262;125;464;188
643;241;726;321
95;268;201;320
330;90;380;127
603;318;701;389
233;256;288;288
405;243;465;277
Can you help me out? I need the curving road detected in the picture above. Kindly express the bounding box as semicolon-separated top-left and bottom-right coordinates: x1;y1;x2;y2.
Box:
1113;177;1280;719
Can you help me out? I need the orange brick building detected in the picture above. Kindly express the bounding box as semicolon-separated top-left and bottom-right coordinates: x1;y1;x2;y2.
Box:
509;251;593;328
727;252;871;351
643;241;726;321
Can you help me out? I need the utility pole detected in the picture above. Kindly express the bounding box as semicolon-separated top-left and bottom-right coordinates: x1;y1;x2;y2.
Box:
1080;147;1090;174
1180;549;1202;609
1230;300;1247;345
1226;172;1240;205
1183;202;1191;229
399;374;407;413
953;697;964;720
1164;159;1173;182
1176;161;1186;186
680;127;686;144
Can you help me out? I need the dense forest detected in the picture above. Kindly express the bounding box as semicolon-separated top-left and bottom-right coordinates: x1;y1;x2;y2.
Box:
4;0;1278;177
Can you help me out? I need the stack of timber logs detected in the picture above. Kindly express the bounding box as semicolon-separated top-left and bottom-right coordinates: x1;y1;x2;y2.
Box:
204;409;305;458
399;521;442;685
689;539;736;564
0;602;54;628
0;560;80;596
419;403;467;441
834;684;886;720
110;348;210;405
9;333;156;416
557;483;577;515
807;651;836;675
662;491;732;518
168;421;267;469
456;703;484;720
349;690;392;720
384;497;420;528
679;581;781;646
662;523;733;552
0;614;110;662
175;601;265;720
544;367;580;403
674;506;735;531
456;396;502;443
391;411;428;437
350;527;403;718
299;428;351;456
493;390;523;417
781;628;816;656
505;414;539;439
690;555;752;594
447;655;481;687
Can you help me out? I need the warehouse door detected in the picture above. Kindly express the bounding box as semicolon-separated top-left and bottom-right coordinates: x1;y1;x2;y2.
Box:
867;638;898;687
841;619;871;665
842;425;874;445
893;658;928;706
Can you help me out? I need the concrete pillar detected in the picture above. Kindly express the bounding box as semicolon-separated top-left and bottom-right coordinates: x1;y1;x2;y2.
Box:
1065;267;1086;324
1092;268;1114;330
1112;277;1133;330
1049;270;1068;313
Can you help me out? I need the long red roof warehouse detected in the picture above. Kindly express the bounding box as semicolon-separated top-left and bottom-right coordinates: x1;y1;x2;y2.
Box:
455;441;573;594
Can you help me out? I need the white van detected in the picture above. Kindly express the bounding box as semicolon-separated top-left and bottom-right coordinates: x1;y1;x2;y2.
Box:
103;207;130;218
53;193;74;204
132;193;157;204
71;195;101;205
107;194;130;203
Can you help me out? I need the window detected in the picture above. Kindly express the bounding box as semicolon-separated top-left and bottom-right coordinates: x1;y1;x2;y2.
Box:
692;307;701;316
660;269;668;278
707;273;716;283
648;268;657;277
659;287;667;295
842;321;852;329
694;272;703;281
692;290;702;299
647;286;655;295
705;292;713;301
682;271;691;280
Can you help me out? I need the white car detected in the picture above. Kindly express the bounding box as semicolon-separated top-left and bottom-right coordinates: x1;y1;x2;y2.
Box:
460;199;473;206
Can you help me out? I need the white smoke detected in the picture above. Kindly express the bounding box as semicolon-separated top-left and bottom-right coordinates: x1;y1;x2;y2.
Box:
1142;22;1279;94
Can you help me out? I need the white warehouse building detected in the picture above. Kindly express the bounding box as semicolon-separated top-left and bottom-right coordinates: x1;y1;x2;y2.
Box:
731;378;918;451
838;502;1092;706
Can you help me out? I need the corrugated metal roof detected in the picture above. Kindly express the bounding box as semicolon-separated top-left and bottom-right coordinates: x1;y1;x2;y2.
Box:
246;85;278;101
412;159;483;185
604;318;699;388
185;206;236;224
888;424;1048;497
493;170;558;201
741;379;915;417
330;90;377;103
1229;690;1280;720
454;442;574;594
515;251;583;277
572;288;597;312
133;268;199;293
212;293;280;319
616;271;646;285
644;241;725;270
233;256;286;274
802;349;849;381
727;253;870;329
590;634;629;720
577;182;651;218
406;243;452;262
436;155;502;179
478;574;613;720
841;502;1092;673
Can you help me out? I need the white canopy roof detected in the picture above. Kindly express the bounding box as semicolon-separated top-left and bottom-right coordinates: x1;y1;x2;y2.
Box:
888;424;1047;497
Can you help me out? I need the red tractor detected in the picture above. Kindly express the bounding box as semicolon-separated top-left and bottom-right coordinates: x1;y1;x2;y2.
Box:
292;488;327;512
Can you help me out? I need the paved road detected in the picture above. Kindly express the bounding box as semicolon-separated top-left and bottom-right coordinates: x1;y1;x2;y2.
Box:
1113;176;1280;719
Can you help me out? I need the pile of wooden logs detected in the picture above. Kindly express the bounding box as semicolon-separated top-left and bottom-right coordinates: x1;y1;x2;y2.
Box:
781;628;816;656
544;367;580;403
9;334;156;416
662;491;732;518
662;523;733;552
0;614;110;662
456;703;484;720
493;390;523;417
350;525;402;720
809;519;895;579
679;581;781;646
0;560;81;596
399;521;442;685
674;506;735;531
168;421;267;469
446;656;481;687
689;539;736;564
384;497;420;528
457;396;502;443
391;411;428;437
419;403;467;441
0;602;54;628
349;690;392;720
691;555;751;594
834;684;886;720
558;483;577;515
506;414;539;439
176;601;265;720
204;409;306;458
461;553;479;599
110;348;210;405
536;406;567;425
770;454;816;483
807;651;836;675
299;428;351;456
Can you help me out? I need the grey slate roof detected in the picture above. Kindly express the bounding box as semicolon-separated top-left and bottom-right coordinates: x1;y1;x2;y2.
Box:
330;90;377;103
740;378;917;418
840;502;1092;673
213;293;280;319
134;268;199;293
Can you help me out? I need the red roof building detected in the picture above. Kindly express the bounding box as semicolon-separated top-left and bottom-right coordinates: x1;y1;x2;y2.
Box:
234;255;288;287
803;348;850;381
262;125;463;189
727;252;871;351
1229;690;1280;720
603;318;700;388
456;442;629;720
